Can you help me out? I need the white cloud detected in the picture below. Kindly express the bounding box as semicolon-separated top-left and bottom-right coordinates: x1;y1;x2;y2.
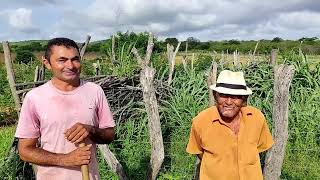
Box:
1;0;320;41
9;8;39;33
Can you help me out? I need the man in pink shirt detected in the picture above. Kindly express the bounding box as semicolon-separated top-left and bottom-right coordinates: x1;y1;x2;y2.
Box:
15;37;115;180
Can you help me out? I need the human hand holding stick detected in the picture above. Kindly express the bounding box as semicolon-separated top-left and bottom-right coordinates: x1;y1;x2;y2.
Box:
64;123;92;180
79;142;90;180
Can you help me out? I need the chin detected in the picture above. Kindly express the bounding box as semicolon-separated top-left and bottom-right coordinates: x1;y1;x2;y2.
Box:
221;111;237;118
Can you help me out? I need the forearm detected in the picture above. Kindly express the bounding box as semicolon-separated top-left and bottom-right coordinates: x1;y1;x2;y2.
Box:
89;127;114;144
19;146;66;166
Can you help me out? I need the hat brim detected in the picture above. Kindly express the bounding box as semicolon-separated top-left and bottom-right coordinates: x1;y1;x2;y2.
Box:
209;84;252;95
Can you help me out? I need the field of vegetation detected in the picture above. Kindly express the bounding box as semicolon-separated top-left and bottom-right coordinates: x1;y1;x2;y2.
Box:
0;33;319;179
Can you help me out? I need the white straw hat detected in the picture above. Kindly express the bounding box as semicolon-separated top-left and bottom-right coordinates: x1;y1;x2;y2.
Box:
209;70;252;95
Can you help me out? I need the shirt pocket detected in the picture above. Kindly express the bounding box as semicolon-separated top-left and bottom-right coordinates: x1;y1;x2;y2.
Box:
245;143;259;165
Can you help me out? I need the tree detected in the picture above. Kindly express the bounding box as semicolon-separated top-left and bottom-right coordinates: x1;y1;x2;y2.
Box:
186;37;201;50
228;39;241;45
165;38;178;46
271;37;283;43
298;37;318;42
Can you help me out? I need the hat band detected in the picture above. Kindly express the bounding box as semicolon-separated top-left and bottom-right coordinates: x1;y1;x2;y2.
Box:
216;83;246;90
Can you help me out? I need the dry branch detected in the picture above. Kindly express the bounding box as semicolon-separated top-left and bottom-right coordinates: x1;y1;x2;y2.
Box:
131;32;165;180
141;66;164;180
145;32;154;66
167;42;181;85
253;40;260;58
99;145;128;180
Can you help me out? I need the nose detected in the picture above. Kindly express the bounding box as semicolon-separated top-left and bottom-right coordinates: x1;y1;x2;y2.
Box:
225;97;233;104
65;59;74;69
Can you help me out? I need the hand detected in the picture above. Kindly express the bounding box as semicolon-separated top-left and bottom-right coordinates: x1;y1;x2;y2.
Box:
64;123;93;143
61;144;92;167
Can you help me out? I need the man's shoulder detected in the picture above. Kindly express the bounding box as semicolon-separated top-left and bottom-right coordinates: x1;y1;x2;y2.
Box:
24;82;50;100
241;106;266;123
192;106;218;126
241;106;264;116
242;105;262;113
82;81;103;91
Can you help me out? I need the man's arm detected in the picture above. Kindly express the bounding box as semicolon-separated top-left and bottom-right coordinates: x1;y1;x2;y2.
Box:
64;123;115;144
18;138;92;166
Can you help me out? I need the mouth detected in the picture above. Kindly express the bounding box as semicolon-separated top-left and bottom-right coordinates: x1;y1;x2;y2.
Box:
223;106;234;111
63;71;78;76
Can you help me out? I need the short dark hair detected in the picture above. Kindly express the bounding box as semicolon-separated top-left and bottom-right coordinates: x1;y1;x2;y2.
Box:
44;37;80;61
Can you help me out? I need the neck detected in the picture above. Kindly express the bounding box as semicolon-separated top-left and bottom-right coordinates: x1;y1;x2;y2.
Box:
51;77;80;91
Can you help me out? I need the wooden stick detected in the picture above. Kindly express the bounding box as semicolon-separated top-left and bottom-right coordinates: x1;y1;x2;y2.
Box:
269;49;277;66
98;145;128;180
80;35;91;60
112;34;116;65
207;61;217;106
2;41;21;113
263;65;295;180
253;40;260;59
79;143;90;180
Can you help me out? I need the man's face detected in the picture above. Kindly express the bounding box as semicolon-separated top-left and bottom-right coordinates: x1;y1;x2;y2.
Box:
44;45;81;83
215;92;245;119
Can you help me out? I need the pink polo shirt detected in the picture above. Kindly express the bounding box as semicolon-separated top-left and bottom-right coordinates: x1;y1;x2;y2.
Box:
15;80;115;180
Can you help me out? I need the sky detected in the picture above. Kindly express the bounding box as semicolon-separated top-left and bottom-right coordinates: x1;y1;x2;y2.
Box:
0;0;320;42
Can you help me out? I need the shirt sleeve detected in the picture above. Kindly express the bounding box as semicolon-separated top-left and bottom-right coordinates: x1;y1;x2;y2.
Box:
186;121;203;155
15;94;40;139
257;118;274;153
96;86;115;128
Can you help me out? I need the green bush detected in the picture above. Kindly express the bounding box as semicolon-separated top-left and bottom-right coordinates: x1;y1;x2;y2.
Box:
15;50;36;64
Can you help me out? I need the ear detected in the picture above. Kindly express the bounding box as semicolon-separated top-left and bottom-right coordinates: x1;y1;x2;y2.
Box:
42;56;52;70
213;91;218;100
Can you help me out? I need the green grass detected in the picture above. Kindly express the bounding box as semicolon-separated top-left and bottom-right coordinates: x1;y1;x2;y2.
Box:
0;126;15;160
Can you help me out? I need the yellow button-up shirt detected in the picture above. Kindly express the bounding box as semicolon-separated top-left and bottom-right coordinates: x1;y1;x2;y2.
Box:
186;106;273;180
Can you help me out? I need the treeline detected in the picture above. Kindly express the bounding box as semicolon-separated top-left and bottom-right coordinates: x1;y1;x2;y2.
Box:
87;32;320;55
2;32;320;64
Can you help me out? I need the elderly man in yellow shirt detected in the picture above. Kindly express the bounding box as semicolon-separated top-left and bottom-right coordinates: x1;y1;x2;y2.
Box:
186;70;273;180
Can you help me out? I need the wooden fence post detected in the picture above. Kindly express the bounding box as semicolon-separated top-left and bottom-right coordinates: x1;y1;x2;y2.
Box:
34;66;40;82
133;32;165;180
2;41;21;113
233;50;240;69
39;63;45;81
263;64;295;180
207;61;217;107
269;49;277;66
167;42;181;85
80;35;91;60
111;34;117;65
182;41;188;71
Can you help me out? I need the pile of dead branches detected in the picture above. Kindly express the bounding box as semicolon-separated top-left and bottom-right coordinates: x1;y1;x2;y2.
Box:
97;74;171;123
